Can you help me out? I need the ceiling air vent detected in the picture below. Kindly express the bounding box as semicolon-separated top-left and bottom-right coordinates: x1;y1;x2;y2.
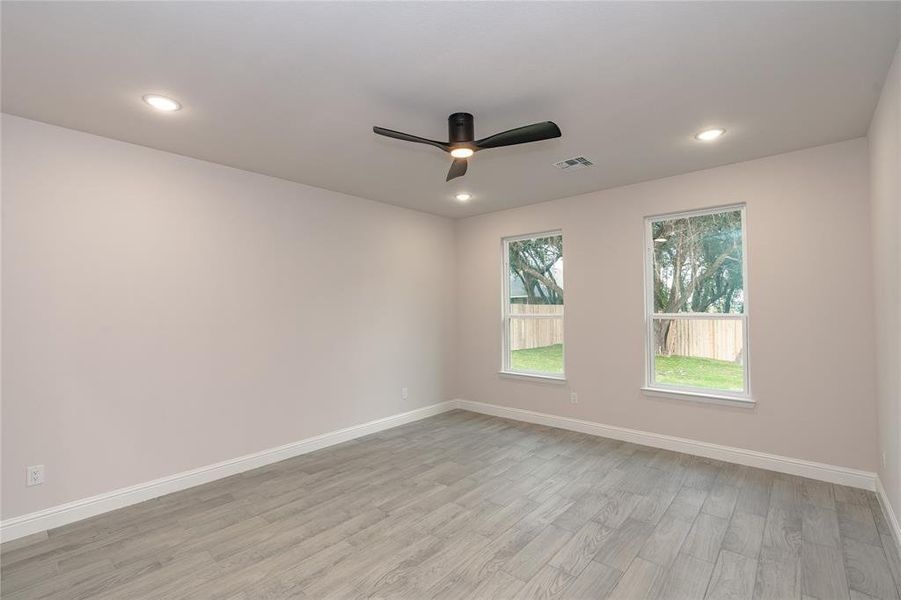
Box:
553;156;594;172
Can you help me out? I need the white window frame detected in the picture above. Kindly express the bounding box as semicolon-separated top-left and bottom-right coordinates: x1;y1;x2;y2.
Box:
642;204;752;403
500;230;566;382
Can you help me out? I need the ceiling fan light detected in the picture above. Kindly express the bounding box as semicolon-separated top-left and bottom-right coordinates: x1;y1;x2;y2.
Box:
371;114;562;182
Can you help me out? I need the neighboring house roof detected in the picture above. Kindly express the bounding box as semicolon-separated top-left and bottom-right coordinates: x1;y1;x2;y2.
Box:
510;260;564;299
510;275;527;299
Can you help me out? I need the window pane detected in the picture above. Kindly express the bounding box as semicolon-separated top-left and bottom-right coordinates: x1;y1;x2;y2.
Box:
652;210;743;314
509;316;564;375
508;234;564;308
505;232;564;376
652;317;744;392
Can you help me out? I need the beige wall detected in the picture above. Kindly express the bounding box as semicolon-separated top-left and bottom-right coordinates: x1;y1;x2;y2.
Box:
456;138;878;472
1;115;456;519
870;40;901;522
1;114;885;522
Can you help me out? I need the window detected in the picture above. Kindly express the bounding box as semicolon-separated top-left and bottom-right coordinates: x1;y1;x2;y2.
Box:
644;206;750;400
502;231;564;379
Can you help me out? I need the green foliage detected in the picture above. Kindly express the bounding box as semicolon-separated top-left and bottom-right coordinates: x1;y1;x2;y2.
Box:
654;354;744;391
652;210;744;357
509;235;563;305
653;211;743;314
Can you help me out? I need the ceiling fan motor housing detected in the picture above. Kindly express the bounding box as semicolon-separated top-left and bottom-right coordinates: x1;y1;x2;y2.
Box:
448;112;475;145
372;112;561;182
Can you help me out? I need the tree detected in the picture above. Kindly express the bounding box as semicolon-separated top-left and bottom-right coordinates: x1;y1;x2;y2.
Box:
652;211;743;354
509;235;563;305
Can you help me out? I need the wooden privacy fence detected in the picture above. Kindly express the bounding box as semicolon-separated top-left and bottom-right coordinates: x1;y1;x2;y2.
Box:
509;304;564;350
666;319;743;363
507;305;742;362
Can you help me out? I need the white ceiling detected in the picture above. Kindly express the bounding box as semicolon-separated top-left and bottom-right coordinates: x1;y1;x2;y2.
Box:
3;2;898;218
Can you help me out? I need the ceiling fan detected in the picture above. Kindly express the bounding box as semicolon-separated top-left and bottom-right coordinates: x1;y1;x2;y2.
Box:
373;113;562;182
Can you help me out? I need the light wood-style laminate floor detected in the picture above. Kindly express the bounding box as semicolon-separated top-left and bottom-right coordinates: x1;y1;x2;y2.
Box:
2;410;900;600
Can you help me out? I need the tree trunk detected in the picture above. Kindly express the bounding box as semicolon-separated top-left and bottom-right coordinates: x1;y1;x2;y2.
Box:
653;320;671;355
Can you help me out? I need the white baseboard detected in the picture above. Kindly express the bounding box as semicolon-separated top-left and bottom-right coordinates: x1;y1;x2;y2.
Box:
453;399;877;491
876;476;901;556
0;401;456;544
1;398;883;545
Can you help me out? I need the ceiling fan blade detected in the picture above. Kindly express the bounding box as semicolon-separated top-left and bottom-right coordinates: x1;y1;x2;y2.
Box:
373;126;449;151
475;121;562;150
446;158;468;181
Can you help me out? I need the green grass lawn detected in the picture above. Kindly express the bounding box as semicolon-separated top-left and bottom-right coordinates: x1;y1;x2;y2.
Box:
511;343;564;374
655;354;743;391
511;344;743;391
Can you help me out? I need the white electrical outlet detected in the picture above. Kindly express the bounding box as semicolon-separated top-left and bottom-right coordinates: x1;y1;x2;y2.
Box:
26;465;45;487
570;392;578;404
401;387;409;400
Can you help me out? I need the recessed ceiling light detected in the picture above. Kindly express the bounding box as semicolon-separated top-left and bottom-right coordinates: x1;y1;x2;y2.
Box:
142;94;181;112
695;128;725;141
450;147;474;159
455;192;472;202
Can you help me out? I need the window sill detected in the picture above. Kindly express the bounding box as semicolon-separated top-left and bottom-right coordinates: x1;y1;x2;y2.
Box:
641;387;756;408
498;371;567;384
